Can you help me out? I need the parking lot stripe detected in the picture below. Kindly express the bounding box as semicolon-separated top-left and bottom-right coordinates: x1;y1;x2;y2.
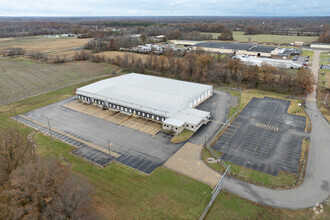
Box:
19;115;120;158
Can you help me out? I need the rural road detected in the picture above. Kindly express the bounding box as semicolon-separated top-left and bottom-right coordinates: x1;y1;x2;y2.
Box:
221;50;330;209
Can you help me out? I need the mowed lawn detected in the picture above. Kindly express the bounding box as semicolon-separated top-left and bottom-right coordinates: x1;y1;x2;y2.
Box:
203;31;318;44
0;71;329;219
35;134;211;219
0;58;118;105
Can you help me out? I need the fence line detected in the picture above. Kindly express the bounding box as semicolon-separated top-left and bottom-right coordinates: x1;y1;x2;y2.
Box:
199;165;231;220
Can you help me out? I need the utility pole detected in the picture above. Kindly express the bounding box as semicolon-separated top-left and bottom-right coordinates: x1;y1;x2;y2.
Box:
46;117;52;140
13;107;19;124
323;91;328;105
204;134;207;147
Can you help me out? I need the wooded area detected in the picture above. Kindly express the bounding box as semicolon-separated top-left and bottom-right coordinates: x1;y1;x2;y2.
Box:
0;129;97;219
73;50;313;95
1;17;329;43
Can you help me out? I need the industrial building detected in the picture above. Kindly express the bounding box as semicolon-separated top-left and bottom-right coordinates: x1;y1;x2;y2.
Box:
76;73;212;134
310;43;330;50
170;40;302;58
233;55;303;69
170;40;202;46
192;42;278;57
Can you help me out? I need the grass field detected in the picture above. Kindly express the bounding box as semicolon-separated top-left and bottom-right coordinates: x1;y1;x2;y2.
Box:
320;52;330;60
320;52;330;66
170;129;194;143
0;75;328;219
317;69;330;122
0;58;118;105
35;134;211;219
319;52;330;89
0;35;90;55
319;69;330;89
301;50;314;58
203;31;318;44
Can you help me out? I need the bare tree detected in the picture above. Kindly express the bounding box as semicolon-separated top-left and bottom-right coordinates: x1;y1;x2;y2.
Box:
0;128;35;185
4;158;97;220
0;129;97;220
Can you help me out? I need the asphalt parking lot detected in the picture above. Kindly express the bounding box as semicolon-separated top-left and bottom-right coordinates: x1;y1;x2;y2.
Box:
18;97;182;174
16;89;231;174
213;97;306;176
189;89;232;145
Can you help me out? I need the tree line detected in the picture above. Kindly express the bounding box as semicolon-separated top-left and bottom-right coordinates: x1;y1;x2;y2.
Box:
74;50;313;95
1;17;328;39
317;24;330;43
0;129;97;219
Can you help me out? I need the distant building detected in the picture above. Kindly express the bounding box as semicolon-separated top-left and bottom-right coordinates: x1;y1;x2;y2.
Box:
76;73;212;134
310;43;330;50
192;41;278;57
294;41;304;47
170;40;202;46
273;48;302;58
62;34;75;37
133;43;188;54
44;35;59;38
234;55;302;69
130;34;141;39
156;35;166;39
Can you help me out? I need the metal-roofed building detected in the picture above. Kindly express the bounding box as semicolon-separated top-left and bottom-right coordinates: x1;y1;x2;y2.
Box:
234;55;302;69
76;73;212;134
310;43;330;50
247;45;278;57
192;42;278;57
193;42;257;53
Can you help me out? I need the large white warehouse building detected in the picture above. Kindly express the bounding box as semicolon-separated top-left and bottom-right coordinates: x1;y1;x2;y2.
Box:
76;73;212;134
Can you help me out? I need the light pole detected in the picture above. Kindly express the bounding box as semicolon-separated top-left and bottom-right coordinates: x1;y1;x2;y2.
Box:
204;134;208;147
107;139;112;160
46;116;52;140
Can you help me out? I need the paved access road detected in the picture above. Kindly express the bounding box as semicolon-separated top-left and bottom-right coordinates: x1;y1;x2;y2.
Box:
190;89;232;145
221;50;330;209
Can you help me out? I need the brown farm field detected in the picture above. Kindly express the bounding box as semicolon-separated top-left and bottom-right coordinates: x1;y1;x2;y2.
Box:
0;35;90;56
95;51;150;62
0;58;118;105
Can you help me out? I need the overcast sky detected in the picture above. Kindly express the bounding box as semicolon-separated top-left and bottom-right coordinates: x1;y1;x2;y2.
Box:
0;0;329;17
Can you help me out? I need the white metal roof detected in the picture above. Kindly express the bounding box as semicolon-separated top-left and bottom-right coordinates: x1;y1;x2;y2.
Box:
170;108;210;125
235;55;302;69
77;73;212;116
163;118;185;127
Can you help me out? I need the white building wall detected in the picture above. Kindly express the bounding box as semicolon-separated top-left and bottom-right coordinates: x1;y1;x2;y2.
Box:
310;44;330;49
